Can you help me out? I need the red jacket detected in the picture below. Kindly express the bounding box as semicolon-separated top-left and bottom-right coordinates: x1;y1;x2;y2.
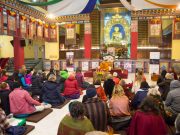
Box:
128;111;168;135
0;75;8;83
63;75;79;96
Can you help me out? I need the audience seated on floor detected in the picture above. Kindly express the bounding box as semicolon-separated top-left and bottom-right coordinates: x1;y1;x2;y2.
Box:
94;81;107;102
0;70;8;83
46;68;55;80
75;67;89;89
112;72;120;85
0;108;10;135
157;69;167;86
120;79;134;100
18;68;31;91
60;69;69;80
165;80;180;125
25;69;33;85
42;74;65;106
132;69;146;93
103;74;115;99
158;73;174;101
131;81;150;109
63;74;80;99
175;114;180;135
9;82;47;115
5;75;15;91
83;87;109;131
0;82;11;115
31;71;43;99
128;96;168;135
57;101;94;135
147;87;167;118
109;84;130;117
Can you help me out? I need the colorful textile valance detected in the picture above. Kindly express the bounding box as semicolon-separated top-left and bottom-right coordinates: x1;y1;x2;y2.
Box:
48;0;97;16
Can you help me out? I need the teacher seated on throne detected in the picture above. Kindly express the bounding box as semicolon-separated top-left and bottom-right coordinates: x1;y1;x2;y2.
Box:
112;26;123;43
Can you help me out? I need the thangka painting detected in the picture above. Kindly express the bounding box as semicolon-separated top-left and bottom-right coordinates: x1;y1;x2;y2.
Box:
173;18;180;39
44;24;49;41
37;21;43;39
7;10;16;36
149;19;162;37
104;11;131;58
160;62;169;72
65;24;76;45
49;24;57;42
92;62;99;69
82;61;89;71
66;52;74;67
0;8;3;34
124;61;132;72
29;18;36;39
20;15;27;38
52;61;60;70
149;19;162;45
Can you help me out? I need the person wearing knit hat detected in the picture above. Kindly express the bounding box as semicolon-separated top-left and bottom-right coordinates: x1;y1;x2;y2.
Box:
112;72;120;85
86;87;97;98
83;86;109;131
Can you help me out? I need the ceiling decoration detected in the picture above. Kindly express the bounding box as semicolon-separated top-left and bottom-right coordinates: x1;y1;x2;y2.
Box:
48;0;97;16
131;0;180;10
17;0;63;6
144;0;177;9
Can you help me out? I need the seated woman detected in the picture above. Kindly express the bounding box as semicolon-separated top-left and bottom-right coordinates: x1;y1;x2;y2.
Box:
128;97;168;135
75;67;89;89
103;74;115;99
57;101;94;135
63;74;80;99
9;82;48;115
109;85;130;117
42;74;65;106
94;81;107;102
31;71;42;98
0;70;8;83
131;81;150;109
18;69;31;91
0;82;11;115
0;108;10;134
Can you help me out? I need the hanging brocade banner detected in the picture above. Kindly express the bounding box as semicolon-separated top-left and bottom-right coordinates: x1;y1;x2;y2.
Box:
44;24;49;41
65;24;76;45
49;24;57;42
20;15;28;38
173;18;180;39
29;18;36;39
7;10;17;36
0;8;3;35
149;19;162;45
37;21;43;39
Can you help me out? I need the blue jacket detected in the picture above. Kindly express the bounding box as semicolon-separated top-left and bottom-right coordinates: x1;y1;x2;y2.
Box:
18;73;30;89
42;81;65;106
132;88;148;109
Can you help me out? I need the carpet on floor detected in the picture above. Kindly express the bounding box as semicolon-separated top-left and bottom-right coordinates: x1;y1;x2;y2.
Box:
52;99;71;109
26;108;53;123
23;125;35;135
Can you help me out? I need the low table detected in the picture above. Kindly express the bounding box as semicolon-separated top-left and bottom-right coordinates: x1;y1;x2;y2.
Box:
84;69;128;79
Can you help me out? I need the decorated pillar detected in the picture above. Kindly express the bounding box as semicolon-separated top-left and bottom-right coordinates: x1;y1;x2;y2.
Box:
84;23;92;59
14;29;24;70
131;20;138;59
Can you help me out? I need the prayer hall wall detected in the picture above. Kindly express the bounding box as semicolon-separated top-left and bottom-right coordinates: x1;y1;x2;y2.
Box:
0;36;14;58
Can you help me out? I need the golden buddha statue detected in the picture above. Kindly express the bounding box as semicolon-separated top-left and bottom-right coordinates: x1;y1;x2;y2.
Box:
112;26;122;43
